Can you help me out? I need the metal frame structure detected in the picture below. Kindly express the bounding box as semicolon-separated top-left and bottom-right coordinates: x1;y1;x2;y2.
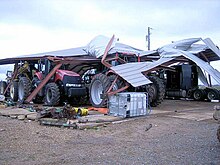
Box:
0;35;220;104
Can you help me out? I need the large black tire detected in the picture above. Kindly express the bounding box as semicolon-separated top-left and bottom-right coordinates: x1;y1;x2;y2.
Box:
45;83;60;106
206;88;219;101
32;77;43;104
89;74;111;108
0;81;7;95
193;89;205;101
10;81;19;102
18;77;31;103
145;76;165;107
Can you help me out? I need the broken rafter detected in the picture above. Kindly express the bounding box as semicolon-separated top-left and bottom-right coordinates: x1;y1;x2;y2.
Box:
101;35;115;68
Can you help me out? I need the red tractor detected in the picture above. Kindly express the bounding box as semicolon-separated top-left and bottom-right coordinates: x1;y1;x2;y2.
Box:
8;59;86;106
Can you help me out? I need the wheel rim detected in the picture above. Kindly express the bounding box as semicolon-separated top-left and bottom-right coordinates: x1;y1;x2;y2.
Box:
149;84;157;100
10;85;14;99
91;80;103;105
0;86;4;94
18;83;24;101
207;91;216;100
46;88;53;103
194;91;201;100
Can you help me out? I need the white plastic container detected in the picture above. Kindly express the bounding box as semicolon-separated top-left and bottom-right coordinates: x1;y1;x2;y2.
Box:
108;92;148;118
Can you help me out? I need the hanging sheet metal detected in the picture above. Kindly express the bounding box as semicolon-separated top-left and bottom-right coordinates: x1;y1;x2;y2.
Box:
112;37;220;87
0;35;144;65
0;35;220;86
111;58;174;87
158;38;220;61
158;38;220;84
85;35;143;58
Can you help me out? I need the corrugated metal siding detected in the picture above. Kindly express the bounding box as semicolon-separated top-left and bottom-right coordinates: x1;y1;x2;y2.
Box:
111;62;151;87
111;58;173;87
159;41;220;85
203;38;220;58
181;51;220;84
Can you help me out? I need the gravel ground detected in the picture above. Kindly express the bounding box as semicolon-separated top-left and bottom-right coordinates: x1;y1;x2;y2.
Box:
0;100;220;165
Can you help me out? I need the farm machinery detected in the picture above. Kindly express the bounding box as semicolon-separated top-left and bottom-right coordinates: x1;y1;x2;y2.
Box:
1;58;86;106
65;35;166;107
164;64;220;101
0;35;220;108
83;55;165;108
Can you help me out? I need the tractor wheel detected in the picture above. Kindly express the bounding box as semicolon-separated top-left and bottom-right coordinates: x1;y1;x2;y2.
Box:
193;89;205;101
207;88;219;101
109;75;125;91
32;77;43;104
10;81;19;101
0;81;7;95
45;83;60;106
217;126;220;142
145;76;165;107
18;77;31;103
89;73;111;108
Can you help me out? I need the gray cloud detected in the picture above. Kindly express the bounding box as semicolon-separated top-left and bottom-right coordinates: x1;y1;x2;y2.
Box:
0;0;220;42
0;0;77;29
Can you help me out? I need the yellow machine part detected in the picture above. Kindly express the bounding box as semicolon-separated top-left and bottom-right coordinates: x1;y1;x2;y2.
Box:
73;107;88;116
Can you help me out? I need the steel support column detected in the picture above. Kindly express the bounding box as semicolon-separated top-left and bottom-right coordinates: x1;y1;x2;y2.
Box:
101;35;115;68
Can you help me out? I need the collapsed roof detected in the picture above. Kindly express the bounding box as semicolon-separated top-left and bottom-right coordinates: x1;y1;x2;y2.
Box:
0;35;220;86
0;35;143;65
111;37;220;86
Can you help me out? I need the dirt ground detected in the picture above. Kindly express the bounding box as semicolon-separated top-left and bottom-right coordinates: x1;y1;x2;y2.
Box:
0;99;220;165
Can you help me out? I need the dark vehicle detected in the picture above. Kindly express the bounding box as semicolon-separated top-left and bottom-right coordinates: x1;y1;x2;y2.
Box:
165;64;220;101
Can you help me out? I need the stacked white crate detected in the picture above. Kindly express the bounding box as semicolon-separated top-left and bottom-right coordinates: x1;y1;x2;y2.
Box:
108;92;148;118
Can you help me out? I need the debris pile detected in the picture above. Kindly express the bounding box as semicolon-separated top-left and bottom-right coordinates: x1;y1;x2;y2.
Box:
0;101;124;130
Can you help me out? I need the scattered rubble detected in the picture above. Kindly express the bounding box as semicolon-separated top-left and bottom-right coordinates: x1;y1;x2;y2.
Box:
145;123;153;131
27;113;38;120
0;100;219;165
0;103;125;130
0;128;6;132
17;115;25;120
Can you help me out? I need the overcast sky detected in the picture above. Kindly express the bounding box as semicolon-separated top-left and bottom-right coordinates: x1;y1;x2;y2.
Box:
0;0;220;79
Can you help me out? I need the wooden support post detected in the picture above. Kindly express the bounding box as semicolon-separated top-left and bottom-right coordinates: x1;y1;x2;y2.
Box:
25;63;62;103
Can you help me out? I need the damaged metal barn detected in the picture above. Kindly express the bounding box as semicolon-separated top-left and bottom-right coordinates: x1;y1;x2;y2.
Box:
0;35;220;128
